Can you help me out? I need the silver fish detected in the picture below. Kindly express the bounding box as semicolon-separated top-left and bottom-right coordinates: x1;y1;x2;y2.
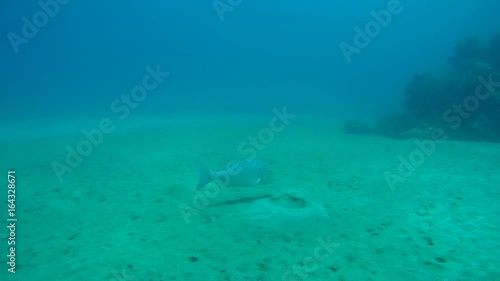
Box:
196;159;275;189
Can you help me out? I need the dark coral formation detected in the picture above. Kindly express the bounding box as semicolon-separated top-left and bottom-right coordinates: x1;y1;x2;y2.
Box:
345;34;500;142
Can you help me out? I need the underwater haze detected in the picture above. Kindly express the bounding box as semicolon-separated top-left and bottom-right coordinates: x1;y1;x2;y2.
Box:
1;1;500;281
2;0;498;121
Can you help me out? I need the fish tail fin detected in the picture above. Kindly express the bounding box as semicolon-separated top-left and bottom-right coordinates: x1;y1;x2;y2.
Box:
196;162;213;190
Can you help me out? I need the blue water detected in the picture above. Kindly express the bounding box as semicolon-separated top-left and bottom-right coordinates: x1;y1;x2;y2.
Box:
2;2;500;280
2;0;498;123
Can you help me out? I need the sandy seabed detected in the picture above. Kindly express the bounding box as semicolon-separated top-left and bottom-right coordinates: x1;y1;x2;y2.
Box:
1;114;499;281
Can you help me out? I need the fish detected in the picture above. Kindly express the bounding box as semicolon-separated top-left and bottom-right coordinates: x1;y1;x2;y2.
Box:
196;159;275;190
